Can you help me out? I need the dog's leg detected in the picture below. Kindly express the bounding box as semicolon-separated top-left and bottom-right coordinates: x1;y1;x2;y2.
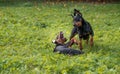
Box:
86;39;89;45
79;39;83;50
90;36;94;46
70;27;77;40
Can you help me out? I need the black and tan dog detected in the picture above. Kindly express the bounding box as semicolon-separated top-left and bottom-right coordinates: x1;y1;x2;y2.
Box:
70;9;94;50
52;31;83;55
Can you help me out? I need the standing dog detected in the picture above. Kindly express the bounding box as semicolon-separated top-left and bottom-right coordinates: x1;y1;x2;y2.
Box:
70;9;94;50
52;31;83;55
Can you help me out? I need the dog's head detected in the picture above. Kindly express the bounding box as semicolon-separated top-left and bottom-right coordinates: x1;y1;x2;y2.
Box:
71;9;83;27
52;31;67;44
73;14;83;27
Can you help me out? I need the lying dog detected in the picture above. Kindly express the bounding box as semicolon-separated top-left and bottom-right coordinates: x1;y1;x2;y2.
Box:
52;31;83;55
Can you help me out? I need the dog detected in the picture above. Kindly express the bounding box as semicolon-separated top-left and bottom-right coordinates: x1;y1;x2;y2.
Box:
70;9;94;50
52;31;83;55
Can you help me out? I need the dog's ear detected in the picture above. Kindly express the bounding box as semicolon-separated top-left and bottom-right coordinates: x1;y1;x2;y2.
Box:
74;9;82;16
60;31;64;39
74;9;77;12
74;9;77;16
56;31;64;39
74;9;80;13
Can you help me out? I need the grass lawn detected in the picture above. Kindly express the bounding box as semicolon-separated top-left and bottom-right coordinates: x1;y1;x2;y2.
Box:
0;1;120;74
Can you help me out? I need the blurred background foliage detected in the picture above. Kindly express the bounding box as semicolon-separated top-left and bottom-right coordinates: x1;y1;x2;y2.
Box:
0;0;120;3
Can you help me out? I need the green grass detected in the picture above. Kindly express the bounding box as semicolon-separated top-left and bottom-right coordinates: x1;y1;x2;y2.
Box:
0;2;120;74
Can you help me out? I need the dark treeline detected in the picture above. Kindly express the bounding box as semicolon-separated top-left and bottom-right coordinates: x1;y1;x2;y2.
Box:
0;0;120;3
